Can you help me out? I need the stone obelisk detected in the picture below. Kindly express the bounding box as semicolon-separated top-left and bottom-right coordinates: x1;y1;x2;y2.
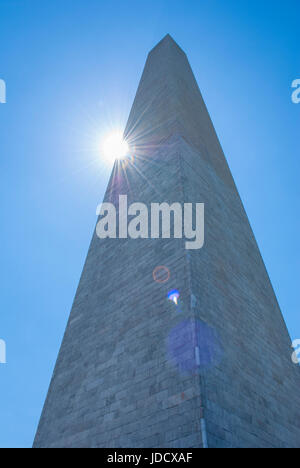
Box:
34;35;300;448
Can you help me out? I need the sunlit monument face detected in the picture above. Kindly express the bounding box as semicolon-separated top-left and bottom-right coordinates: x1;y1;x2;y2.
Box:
102;131;129;162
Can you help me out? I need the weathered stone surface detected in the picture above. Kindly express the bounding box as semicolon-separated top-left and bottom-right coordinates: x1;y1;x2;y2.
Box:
33;35;300;448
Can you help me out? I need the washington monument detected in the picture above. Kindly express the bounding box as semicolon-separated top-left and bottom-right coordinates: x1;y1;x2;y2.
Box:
34;35;300;448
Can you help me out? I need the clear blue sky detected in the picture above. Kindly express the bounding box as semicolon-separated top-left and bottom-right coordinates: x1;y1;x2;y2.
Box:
0;0;299;448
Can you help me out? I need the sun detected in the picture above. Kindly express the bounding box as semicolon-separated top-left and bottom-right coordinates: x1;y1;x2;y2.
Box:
102;131;129;162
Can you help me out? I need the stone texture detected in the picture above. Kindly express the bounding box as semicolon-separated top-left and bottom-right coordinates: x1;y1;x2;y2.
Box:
33;34;300;448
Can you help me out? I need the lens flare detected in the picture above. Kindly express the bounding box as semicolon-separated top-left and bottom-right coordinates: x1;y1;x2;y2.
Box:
102;131;129;162
167;289;180;305
153;266;170;284
167;319;223;375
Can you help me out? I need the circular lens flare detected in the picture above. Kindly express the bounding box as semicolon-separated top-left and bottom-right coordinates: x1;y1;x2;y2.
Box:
153;266;170;284
102;131;129;162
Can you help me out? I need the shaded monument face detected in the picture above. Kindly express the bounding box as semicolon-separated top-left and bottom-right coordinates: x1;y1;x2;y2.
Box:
33;35;300;448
